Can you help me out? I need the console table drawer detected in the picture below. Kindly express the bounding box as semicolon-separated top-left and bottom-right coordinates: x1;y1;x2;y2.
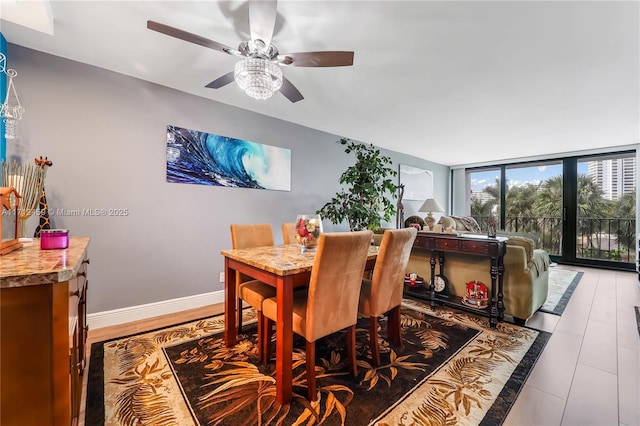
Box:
436;239;459;251
460;240;490;254
414;235;434;249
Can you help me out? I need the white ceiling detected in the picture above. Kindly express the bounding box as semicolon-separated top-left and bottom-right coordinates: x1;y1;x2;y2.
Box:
1;1;638;166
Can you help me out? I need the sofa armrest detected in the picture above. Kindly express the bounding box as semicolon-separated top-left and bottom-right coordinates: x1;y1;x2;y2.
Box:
504;245;530;272
505;236;534;261
497;231;542;249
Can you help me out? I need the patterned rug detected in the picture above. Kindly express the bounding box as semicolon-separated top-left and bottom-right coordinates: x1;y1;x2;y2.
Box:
635;306;640;337
86;299;550;426
538;268;583;316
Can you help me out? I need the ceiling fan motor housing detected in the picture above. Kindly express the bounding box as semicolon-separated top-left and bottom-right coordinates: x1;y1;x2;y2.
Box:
238;40;279;60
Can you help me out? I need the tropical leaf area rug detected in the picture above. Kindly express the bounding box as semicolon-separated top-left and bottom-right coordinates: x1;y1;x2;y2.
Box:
538;268;583;316
86;298;550;426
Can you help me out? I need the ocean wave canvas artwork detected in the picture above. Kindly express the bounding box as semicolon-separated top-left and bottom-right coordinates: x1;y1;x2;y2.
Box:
166;125;291;191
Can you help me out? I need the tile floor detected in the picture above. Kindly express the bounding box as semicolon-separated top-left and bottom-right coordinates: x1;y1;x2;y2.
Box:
504;265;640;426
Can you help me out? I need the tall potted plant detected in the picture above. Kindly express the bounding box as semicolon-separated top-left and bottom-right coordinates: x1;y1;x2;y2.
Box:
317;138;398;231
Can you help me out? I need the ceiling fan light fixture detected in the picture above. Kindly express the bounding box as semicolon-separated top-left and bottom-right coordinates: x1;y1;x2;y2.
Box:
234;58;283;100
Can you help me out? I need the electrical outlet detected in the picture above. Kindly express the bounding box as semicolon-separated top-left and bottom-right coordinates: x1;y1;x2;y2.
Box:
219;272;225;283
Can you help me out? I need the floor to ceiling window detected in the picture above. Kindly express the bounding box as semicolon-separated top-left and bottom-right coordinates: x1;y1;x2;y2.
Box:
467;168;501;230
465;151;636;270
505;161;563;256
574;153;636;264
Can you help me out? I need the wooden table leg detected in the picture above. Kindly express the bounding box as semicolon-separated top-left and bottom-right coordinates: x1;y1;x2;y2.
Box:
224;257;237;347
429;251;437;308
497;254;505;322
489;257;499;328
275;275;293;404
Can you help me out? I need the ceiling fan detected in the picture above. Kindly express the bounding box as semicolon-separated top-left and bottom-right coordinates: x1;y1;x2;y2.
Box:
147;0;354;103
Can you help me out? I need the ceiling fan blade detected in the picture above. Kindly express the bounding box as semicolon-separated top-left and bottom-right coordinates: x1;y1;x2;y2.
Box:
249;0;278;47
277;51;354;67
205;71;236;89
280;77;304;103
147;20;239;56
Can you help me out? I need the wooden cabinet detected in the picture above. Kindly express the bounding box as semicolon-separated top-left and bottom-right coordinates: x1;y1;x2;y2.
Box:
405;232;507;327
76;257;90;375
0;237;90;426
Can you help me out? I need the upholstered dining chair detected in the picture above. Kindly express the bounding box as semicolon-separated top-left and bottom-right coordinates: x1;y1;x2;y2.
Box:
262;230;373;401
229;224;277;360
358;227;417;366
281;222;297;245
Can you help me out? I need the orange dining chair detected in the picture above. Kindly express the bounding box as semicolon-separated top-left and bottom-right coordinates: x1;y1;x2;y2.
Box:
281;222;297;245
229;224;276;360
262;230;373;401
358;227;417;366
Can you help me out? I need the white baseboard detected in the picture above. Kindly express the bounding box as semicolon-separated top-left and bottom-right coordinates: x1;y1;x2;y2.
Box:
87;290;225;330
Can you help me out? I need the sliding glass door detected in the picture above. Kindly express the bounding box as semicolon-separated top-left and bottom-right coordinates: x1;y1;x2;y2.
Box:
575;154;636;264
467;168;501;230
505;162;563;256
466;151;636;270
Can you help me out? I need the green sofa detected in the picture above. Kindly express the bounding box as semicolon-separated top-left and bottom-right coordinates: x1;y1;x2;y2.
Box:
375;215;550;324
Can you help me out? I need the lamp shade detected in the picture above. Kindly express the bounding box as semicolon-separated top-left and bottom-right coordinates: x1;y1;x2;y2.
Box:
418;198;444;213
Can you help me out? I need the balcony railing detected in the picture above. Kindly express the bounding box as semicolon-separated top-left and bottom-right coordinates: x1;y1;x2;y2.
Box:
472;215;636;263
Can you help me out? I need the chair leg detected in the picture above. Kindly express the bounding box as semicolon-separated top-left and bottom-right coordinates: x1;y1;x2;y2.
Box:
262;317;273;364
346;325;358;377
306;340;317;401
368;317;381;366
256;311;264;361
237;297;243;335
387;306;403;349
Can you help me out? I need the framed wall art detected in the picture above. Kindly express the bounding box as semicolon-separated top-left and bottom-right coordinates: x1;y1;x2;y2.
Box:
399;164;433;201
166;125;291;191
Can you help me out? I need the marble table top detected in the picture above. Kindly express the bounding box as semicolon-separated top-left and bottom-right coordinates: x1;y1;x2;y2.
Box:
221;244;378;276
0;236;90;288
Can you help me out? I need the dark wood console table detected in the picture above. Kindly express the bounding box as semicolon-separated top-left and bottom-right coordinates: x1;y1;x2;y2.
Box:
405;232;508;327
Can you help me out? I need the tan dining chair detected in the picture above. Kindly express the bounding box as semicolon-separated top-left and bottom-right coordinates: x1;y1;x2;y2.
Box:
358;227;417;366
229;224;276;360
281;222;297;245
262;229;373;401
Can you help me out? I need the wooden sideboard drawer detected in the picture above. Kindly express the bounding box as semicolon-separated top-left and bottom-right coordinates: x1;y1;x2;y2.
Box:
460;240;490;255
435;239;459;251
413;235;433;249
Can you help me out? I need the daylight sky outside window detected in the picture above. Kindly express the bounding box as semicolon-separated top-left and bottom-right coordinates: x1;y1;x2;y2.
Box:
470;163;589;192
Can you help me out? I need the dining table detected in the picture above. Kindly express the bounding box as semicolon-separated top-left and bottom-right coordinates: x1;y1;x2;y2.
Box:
220;243;378;404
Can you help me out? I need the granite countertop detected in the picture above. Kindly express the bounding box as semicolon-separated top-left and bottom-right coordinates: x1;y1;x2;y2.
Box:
221;244;378;275
0;236;90;288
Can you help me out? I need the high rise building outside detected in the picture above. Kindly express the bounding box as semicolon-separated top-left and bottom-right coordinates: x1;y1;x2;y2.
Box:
587;157;636;201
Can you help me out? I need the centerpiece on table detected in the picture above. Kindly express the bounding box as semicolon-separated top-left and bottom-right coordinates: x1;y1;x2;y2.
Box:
295;214;322;253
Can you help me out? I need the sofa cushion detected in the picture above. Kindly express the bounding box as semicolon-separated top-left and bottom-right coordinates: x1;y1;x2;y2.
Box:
440;216;482;233
439;216;455;230
505;235;535;262
496;231;541;249
372;227;394;246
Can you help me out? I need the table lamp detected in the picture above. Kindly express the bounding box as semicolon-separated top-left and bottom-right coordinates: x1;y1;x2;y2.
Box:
418;198;444;231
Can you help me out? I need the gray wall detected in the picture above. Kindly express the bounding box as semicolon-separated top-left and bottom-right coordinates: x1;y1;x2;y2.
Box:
6;44;449;314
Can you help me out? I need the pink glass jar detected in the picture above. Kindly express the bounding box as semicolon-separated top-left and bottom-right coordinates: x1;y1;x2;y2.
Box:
40;229;69;250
